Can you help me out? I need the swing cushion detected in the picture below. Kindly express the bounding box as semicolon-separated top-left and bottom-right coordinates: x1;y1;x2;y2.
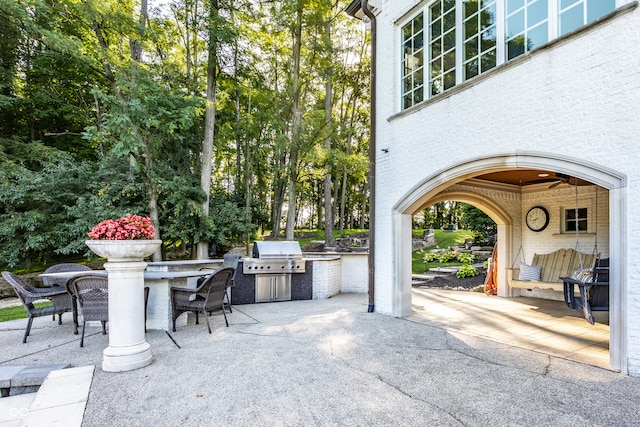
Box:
518;262;542;281
572;268;593;283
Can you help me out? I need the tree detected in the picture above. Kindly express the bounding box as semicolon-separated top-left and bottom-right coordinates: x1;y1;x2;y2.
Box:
459;203;496;242
197;0;220;259
0;0;372;269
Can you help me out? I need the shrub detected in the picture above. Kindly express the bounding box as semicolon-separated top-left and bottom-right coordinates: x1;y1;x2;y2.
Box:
456;264;477;278
456;253;475;265
423;252;439;263
438;251;455;263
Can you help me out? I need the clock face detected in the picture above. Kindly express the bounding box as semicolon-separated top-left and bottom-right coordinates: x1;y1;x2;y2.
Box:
526;206;549;232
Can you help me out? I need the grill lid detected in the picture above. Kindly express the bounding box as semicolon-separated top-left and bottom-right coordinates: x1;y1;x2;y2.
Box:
252;241;302;259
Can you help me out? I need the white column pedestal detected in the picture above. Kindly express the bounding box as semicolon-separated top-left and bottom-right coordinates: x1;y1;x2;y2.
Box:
102;261;152;372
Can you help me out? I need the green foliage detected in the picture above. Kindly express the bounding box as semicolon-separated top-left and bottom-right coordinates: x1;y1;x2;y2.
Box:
438;251;455;263
458;203;496;242
456;264;478;278
456;253;475;265
422;252;439;263
0;0;372;269
208;190;255;250
0;142;97;267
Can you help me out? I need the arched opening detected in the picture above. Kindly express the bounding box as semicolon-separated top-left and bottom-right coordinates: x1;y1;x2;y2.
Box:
389;152;626;373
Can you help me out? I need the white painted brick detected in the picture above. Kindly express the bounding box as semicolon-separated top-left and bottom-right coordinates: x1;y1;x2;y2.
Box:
370;1;640;374
312;259;342;299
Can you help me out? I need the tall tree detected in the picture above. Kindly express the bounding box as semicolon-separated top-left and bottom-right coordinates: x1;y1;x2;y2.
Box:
197;0;220;259
323;0;335;247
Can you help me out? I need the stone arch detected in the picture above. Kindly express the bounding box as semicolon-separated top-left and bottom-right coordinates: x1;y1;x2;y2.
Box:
389;151;627;373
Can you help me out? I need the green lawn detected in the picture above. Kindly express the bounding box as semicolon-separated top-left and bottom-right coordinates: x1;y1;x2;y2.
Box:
262;228;369;249
0;301;51;322
412;229;476;274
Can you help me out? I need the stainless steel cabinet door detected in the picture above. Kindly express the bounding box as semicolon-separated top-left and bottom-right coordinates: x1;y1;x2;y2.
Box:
255;274;291;302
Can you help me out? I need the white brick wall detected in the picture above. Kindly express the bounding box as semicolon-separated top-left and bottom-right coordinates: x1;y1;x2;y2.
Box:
312;259;342;299
370;1;640;374
340;253;369;293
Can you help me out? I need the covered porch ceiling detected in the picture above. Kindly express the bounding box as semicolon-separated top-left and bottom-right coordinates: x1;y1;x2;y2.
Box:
474;169;592;187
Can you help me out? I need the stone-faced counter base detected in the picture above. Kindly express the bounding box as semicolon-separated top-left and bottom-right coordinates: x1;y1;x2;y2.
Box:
231;260;313;305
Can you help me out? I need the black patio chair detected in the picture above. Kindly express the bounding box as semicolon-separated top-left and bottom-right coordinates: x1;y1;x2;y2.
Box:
66;274;150;345
199;254;241;314
171;267;234;333
221;254;241;313
66;273;109;347
42;263;92;323
1;271;74;343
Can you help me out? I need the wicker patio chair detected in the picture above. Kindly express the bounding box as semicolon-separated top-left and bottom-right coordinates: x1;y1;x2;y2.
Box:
42;263;92;323
1;271;74;343
221;254;241;313
171;267;234;333
67;273;109;347
41;263;92;287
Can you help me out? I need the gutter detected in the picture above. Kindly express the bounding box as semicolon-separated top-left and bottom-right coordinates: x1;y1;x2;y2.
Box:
360;0;376;313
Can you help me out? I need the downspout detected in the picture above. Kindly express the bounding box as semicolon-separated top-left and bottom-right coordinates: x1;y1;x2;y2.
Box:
361;0;376;313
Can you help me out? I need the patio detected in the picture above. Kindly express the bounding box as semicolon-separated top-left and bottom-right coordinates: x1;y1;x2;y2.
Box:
0;292;632;426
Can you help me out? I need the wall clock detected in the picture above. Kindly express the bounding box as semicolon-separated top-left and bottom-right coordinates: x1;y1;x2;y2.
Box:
526;206;549;232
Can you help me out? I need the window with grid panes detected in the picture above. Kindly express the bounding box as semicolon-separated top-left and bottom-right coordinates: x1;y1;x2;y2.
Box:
429;0;457;96
401;13;425;109
399;0;616;110
464;0;497;80
564;207;588;232
505;0;549;60
559;0;616;36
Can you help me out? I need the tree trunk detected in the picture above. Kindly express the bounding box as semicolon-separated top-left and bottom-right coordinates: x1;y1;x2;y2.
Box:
197;0;219;259
285;1;304;241
323;14;335;247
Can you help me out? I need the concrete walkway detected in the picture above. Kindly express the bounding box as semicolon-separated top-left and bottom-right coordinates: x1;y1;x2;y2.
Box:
1;292;639;426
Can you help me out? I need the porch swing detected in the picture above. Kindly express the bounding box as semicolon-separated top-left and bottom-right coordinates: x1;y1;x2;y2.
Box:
560;183;610;324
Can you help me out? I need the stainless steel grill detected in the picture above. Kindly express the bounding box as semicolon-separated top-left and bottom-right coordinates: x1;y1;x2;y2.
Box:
243;241;305;303
243;241;306;274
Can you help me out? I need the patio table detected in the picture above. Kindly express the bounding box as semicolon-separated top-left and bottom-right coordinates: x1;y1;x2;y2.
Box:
39;269;211;331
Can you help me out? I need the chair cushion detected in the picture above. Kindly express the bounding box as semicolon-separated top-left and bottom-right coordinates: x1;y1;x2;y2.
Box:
518;262;542;281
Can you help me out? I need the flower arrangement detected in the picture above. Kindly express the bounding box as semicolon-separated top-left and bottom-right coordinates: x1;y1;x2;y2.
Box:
87;214;156;240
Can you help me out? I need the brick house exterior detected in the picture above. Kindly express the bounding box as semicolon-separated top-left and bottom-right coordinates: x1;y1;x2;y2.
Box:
349;0;640;374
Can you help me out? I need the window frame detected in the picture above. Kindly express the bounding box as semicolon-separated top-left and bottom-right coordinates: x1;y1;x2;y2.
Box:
398;0;616;111
563;206;589;233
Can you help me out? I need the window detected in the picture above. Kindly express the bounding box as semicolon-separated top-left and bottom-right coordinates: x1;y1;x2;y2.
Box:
565;207;588;232
505;0;549;60
402;13;425;109
464;0;497;80
429;0;457;96
559;0;616;36
400;0;616;110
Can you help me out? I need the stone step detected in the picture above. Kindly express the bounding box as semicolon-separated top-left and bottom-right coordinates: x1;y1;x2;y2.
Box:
0;364;70;398
0;365;94;426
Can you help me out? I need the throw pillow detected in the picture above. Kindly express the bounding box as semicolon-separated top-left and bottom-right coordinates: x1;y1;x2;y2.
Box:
518;262;542;281
572;268;593;283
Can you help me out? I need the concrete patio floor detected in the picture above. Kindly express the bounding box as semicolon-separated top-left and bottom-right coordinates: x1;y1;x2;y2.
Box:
3;292;637;427
409;288;610;369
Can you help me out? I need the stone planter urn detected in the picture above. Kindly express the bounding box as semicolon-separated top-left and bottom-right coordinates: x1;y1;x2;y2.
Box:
85;239;161;372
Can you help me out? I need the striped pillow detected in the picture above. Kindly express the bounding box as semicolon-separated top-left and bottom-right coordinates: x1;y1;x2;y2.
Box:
518;262;542;281
572;268;593;283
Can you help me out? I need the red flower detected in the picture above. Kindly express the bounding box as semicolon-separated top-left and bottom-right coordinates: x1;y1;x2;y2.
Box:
87;214;156;240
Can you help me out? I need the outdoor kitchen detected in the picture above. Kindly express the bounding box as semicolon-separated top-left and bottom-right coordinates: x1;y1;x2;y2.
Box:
231;241;368;304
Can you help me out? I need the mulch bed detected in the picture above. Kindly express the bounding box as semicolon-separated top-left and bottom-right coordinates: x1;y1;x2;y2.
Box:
414;268;487;291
